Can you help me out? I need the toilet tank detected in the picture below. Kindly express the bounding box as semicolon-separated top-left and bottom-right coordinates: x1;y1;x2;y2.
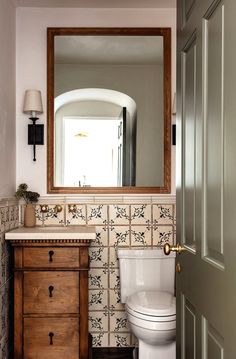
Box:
117;248;176;303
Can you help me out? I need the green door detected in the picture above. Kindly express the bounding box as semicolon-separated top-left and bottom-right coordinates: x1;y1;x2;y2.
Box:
175;0;236;357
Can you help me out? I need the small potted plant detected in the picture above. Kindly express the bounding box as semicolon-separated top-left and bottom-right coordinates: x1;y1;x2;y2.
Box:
15;183;40;227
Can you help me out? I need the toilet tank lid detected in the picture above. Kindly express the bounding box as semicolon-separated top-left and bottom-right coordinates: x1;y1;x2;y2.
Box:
117;248;175;259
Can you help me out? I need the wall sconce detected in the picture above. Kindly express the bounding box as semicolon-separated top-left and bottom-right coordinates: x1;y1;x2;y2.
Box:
23;89;44;161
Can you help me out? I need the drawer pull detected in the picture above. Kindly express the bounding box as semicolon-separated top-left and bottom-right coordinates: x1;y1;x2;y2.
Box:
48;250;54;262
49;332;54;345
48;285;54;297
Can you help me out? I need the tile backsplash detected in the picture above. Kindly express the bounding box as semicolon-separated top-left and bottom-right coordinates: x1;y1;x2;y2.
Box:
0;195;176;359
0;199;19;359
26;200;176;348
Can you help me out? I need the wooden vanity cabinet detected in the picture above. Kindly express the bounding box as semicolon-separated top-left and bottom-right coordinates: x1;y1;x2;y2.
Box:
10;239;90;359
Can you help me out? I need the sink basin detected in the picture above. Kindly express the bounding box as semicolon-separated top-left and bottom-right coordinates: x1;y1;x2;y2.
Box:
39;226;69;230
5;225;96;240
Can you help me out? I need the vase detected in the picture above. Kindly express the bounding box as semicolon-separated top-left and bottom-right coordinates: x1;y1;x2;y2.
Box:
24;204;36;227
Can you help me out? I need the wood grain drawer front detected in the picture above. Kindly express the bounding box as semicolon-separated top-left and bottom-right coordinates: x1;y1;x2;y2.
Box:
24;317;79;359
23;247;80;268
24;272;79;314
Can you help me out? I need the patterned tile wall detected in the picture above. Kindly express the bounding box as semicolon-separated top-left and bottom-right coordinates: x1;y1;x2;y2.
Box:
0;198;175;356
0;200;19;359
31;201;176;348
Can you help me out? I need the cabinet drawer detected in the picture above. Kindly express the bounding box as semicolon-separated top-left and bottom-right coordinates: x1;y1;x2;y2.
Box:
23;247;80;268
24;272;79;314
24;317;79;359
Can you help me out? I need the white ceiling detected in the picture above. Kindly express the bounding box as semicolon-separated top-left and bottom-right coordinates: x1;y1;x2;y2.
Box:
16;0;176;8
55;36;163;65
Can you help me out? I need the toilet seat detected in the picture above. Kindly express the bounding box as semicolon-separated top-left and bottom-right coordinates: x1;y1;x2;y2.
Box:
126;305;176;323
126;290;176;331
126;290;176;322
127;309;176;331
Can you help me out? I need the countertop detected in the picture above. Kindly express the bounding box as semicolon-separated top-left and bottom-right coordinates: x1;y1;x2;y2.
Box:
5;226;96;240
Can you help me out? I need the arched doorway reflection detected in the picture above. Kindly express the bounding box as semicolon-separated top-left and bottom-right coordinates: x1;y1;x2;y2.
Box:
54;88;137;187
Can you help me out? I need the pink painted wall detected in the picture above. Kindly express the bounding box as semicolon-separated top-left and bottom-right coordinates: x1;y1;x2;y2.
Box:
16;7;176;196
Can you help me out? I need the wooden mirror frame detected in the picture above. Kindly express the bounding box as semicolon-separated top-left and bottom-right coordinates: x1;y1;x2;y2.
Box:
47;27;171;194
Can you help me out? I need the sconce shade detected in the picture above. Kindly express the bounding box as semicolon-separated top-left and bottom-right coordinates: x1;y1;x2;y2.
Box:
23;90;43;115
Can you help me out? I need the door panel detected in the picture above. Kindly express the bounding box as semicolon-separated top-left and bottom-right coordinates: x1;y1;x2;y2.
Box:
183;0;196;24
204;321;224;359
182;33;197;248
203;2;225;266
177;0;236;358
182;297;197;359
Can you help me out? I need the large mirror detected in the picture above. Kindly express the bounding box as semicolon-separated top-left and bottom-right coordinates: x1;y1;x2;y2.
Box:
47;28;171;194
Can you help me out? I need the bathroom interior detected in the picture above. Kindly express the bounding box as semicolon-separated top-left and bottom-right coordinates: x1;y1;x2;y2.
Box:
1;0;231;358
1;0;177;358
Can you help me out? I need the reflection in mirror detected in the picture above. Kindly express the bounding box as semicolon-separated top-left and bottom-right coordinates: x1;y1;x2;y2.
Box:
47;28;171;194
55;90;137;187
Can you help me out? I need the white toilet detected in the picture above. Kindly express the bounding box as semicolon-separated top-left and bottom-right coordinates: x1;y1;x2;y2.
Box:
117;248;176;359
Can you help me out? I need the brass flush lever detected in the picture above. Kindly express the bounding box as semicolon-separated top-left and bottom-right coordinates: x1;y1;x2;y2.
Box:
163;243;185;255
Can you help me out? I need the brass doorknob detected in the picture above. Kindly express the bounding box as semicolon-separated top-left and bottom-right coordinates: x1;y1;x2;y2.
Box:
163;243;184;255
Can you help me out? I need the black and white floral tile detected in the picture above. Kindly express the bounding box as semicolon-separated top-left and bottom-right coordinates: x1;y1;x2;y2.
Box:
29;201;176;348
0;200;19;359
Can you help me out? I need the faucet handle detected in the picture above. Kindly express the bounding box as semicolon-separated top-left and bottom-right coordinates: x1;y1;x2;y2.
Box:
68;204;77;213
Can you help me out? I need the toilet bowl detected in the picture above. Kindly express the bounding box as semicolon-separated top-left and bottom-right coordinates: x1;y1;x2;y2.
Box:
126;290;176;359
117;248;176;359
